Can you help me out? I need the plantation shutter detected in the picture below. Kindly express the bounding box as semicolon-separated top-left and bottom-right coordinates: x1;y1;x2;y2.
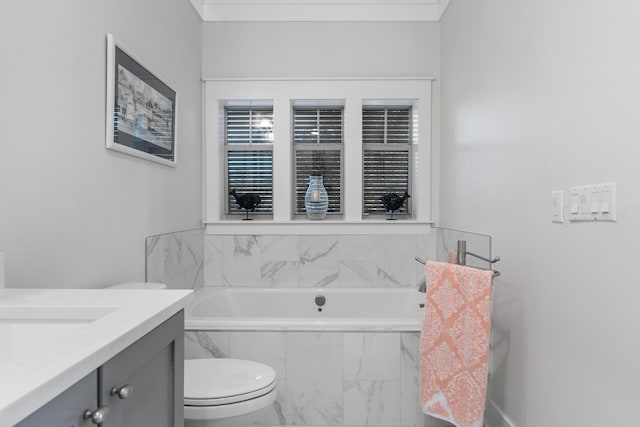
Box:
225;107;273;215
362;107;412;216
293;107;343;215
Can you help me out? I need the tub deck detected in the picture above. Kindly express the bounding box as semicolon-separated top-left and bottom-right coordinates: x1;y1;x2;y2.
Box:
185;287;425;332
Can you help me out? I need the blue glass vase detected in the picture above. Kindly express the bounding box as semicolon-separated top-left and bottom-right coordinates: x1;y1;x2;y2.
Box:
304;175;329;220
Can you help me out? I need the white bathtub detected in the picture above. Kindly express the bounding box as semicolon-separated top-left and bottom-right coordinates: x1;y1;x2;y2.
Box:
185;287;425;331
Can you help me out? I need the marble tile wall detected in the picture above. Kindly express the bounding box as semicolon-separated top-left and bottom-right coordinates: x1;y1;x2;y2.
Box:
184;330;451;427
204;234;437;288
182;228;495;427
145;228;204;290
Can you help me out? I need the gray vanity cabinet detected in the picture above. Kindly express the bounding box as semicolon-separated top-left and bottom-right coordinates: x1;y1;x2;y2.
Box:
16;310;184;427
15;372;98;427
100;310;184;427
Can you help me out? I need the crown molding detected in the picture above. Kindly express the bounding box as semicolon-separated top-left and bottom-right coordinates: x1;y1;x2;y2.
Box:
190;0;450;22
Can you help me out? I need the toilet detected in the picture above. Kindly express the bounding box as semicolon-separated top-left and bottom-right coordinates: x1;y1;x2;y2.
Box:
108;282;278;427
184;358;277;427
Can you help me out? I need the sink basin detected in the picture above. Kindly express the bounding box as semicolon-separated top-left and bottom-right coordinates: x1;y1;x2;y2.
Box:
0;306;119;366
0;306;118;324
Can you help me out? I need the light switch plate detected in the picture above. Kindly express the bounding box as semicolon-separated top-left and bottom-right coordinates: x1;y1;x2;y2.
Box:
552;191;564;223
569;182;616;222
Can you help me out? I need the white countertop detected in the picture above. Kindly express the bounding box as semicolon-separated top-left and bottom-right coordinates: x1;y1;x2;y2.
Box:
0;288;192;426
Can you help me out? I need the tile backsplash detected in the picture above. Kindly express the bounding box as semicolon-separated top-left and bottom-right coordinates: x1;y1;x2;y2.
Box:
142;227;493;289
204;234;437;288
145;228;204;289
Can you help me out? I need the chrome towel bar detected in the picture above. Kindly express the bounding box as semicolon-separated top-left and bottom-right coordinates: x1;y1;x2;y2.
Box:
415;239;501;277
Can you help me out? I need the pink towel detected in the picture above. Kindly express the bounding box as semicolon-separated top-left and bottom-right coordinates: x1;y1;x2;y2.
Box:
420;261;494;427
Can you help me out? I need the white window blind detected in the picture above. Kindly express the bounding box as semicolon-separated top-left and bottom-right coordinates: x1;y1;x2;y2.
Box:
293;107;343;215
224;107;273;215
362;106;412;216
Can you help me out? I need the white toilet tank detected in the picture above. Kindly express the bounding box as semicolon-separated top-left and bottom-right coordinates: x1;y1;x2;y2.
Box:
108;282;167;289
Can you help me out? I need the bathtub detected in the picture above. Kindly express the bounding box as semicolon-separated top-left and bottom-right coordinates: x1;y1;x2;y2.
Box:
184;288;440;427
185;287;425;331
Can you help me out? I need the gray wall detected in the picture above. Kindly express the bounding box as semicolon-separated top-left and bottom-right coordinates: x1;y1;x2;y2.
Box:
203;21;441;216
203;21;440;78
440;1;640;426
0;0;202;288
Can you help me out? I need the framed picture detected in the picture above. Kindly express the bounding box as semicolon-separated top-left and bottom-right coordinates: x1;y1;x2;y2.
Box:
106;34;177;166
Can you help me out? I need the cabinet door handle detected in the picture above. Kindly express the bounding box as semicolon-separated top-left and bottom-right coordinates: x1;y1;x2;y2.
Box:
83;406;109;424
110;384;134;399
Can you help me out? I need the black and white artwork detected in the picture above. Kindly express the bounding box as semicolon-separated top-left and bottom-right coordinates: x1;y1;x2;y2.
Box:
106;34;177;166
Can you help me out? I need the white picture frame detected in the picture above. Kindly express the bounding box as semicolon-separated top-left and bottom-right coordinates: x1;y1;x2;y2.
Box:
106;34;177;167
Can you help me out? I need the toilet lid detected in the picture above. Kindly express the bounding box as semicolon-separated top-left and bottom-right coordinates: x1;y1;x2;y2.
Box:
184;359;276;406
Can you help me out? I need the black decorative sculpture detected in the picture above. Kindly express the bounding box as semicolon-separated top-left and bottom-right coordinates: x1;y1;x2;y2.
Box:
381;191;410;220
229;189;261;220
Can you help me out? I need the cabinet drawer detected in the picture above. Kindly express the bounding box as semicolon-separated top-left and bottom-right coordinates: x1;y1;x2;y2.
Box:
16;372;98;427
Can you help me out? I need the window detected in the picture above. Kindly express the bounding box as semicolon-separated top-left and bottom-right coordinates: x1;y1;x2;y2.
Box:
224;106;273;216
204;78;432;230
292;104;343;216
362;106;412;217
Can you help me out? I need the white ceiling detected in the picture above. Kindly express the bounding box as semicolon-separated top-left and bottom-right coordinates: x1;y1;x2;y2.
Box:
190;0;451;22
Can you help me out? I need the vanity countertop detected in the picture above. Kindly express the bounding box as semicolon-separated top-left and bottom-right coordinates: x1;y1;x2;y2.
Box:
0;288;192;425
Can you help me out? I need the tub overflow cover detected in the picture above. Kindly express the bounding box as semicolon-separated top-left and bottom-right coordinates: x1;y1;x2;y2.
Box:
315;295;326;308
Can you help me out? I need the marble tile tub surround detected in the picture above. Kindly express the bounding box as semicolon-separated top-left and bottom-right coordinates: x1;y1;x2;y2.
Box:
203;228;493;287
185;330;451;427
146;228;204;290
204;234;437;287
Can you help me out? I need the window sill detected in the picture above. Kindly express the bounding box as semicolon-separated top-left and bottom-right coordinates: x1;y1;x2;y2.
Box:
204;219;434;235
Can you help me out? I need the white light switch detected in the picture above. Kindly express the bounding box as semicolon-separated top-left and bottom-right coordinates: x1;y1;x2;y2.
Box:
579;191;590;213
590;191;600;213
570;193;580;214
601;190;610;213
552;191;564;223
599;183;616;220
